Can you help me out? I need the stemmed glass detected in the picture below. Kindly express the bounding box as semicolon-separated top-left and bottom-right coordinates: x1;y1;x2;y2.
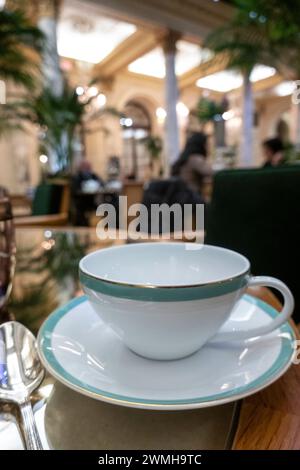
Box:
0;188;16;323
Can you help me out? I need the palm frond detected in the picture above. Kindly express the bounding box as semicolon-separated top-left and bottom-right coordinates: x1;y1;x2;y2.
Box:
204;0;300;77
0;9;44;89
205;22;272;74
17;83;121;172
0;8;44;133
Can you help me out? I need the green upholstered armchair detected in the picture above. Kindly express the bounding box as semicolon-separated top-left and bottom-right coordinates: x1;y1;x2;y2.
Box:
14;183;69;227
31;184;63;216
205;166;300;323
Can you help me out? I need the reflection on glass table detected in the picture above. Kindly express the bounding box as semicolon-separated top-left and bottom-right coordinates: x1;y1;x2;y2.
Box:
0;188;16;323
0;227;239;449
9;228;119;332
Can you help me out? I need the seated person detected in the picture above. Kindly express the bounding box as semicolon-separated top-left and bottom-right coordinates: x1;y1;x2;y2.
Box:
262;137;285;168
171;132;212;197
72;160;103;193
72;160;103;226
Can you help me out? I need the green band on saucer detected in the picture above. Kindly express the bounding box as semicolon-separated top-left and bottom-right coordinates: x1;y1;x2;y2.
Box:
37;294;295;408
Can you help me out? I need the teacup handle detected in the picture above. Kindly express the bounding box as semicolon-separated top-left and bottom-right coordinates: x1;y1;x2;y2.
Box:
214;276;294;342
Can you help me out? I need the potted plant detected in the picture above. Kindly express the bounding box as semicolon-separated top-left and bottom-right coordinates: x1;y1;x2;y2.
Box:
196;96;228;148
19;83;120;177
142;135;163;177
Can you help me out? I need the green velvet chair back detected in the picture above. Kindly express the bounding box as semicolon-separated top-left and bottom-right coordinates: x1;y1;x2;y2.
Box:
31;184;63;216
205;166;300;322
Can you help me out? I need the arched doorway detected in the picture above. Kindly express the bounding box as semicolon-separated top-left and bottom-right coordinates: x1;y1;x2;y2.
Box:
121;100;151;180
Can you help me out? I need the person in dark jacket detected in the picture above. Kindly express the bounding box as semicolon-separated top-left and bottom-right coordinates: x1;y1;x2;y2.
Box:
142;133;210;235
72;160;103;226
72;160;103;192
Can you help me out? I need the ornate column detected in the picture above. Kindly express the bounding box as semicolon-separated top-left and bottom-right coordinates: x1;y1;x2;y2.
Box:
34;0;64;172
35;0;64;97
161;31;181;167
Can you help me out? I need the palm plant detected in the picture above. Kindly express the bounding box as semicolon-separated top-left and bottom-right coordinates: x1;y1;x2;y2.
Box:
196;97;227;148
0;7;44;133
19;85;87;173
9;232;92;332
204;6;272;165
0;8;44;89
196;97;226;124
253;0;300;150
18;83;121;174
204;0;300;164
142;135;163;160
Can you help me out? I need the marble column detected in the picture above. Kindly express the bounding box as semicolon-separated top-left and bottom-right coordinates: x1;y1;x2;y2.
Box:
34;0;64;172
241;72;254;167
36;0;64;97
162;31;181;167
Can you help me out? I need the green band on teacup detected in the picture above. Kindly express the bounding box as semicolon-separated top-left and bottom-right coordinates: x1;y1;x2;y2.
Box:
79;270;249;301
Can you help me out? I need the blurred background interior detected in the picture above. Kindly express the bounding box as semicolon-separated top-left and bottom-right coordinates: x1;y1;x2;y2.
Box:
1;0;300;223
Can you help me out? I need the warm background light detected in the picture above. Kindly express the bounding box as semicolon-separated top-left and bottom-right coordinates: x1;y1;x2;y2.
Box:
39;154;48;164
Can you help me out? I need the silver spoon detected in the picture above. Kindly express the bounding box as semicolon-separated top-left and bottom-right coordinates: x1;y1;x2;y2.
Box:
0;321;44;449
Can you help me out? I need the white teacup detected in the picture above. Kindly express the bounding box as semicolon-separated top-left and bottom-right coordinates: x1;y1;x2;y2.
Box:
79;243;294;360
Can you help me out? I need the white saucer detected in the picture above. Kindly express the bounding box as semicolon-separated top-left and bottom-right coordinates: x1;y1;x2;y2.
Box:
37;295;296;410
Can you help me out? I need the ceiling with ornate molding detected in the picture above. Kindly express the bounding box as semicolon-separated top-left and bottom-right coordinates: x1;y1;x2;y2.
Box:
57;0;285;95
58;0;136;63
